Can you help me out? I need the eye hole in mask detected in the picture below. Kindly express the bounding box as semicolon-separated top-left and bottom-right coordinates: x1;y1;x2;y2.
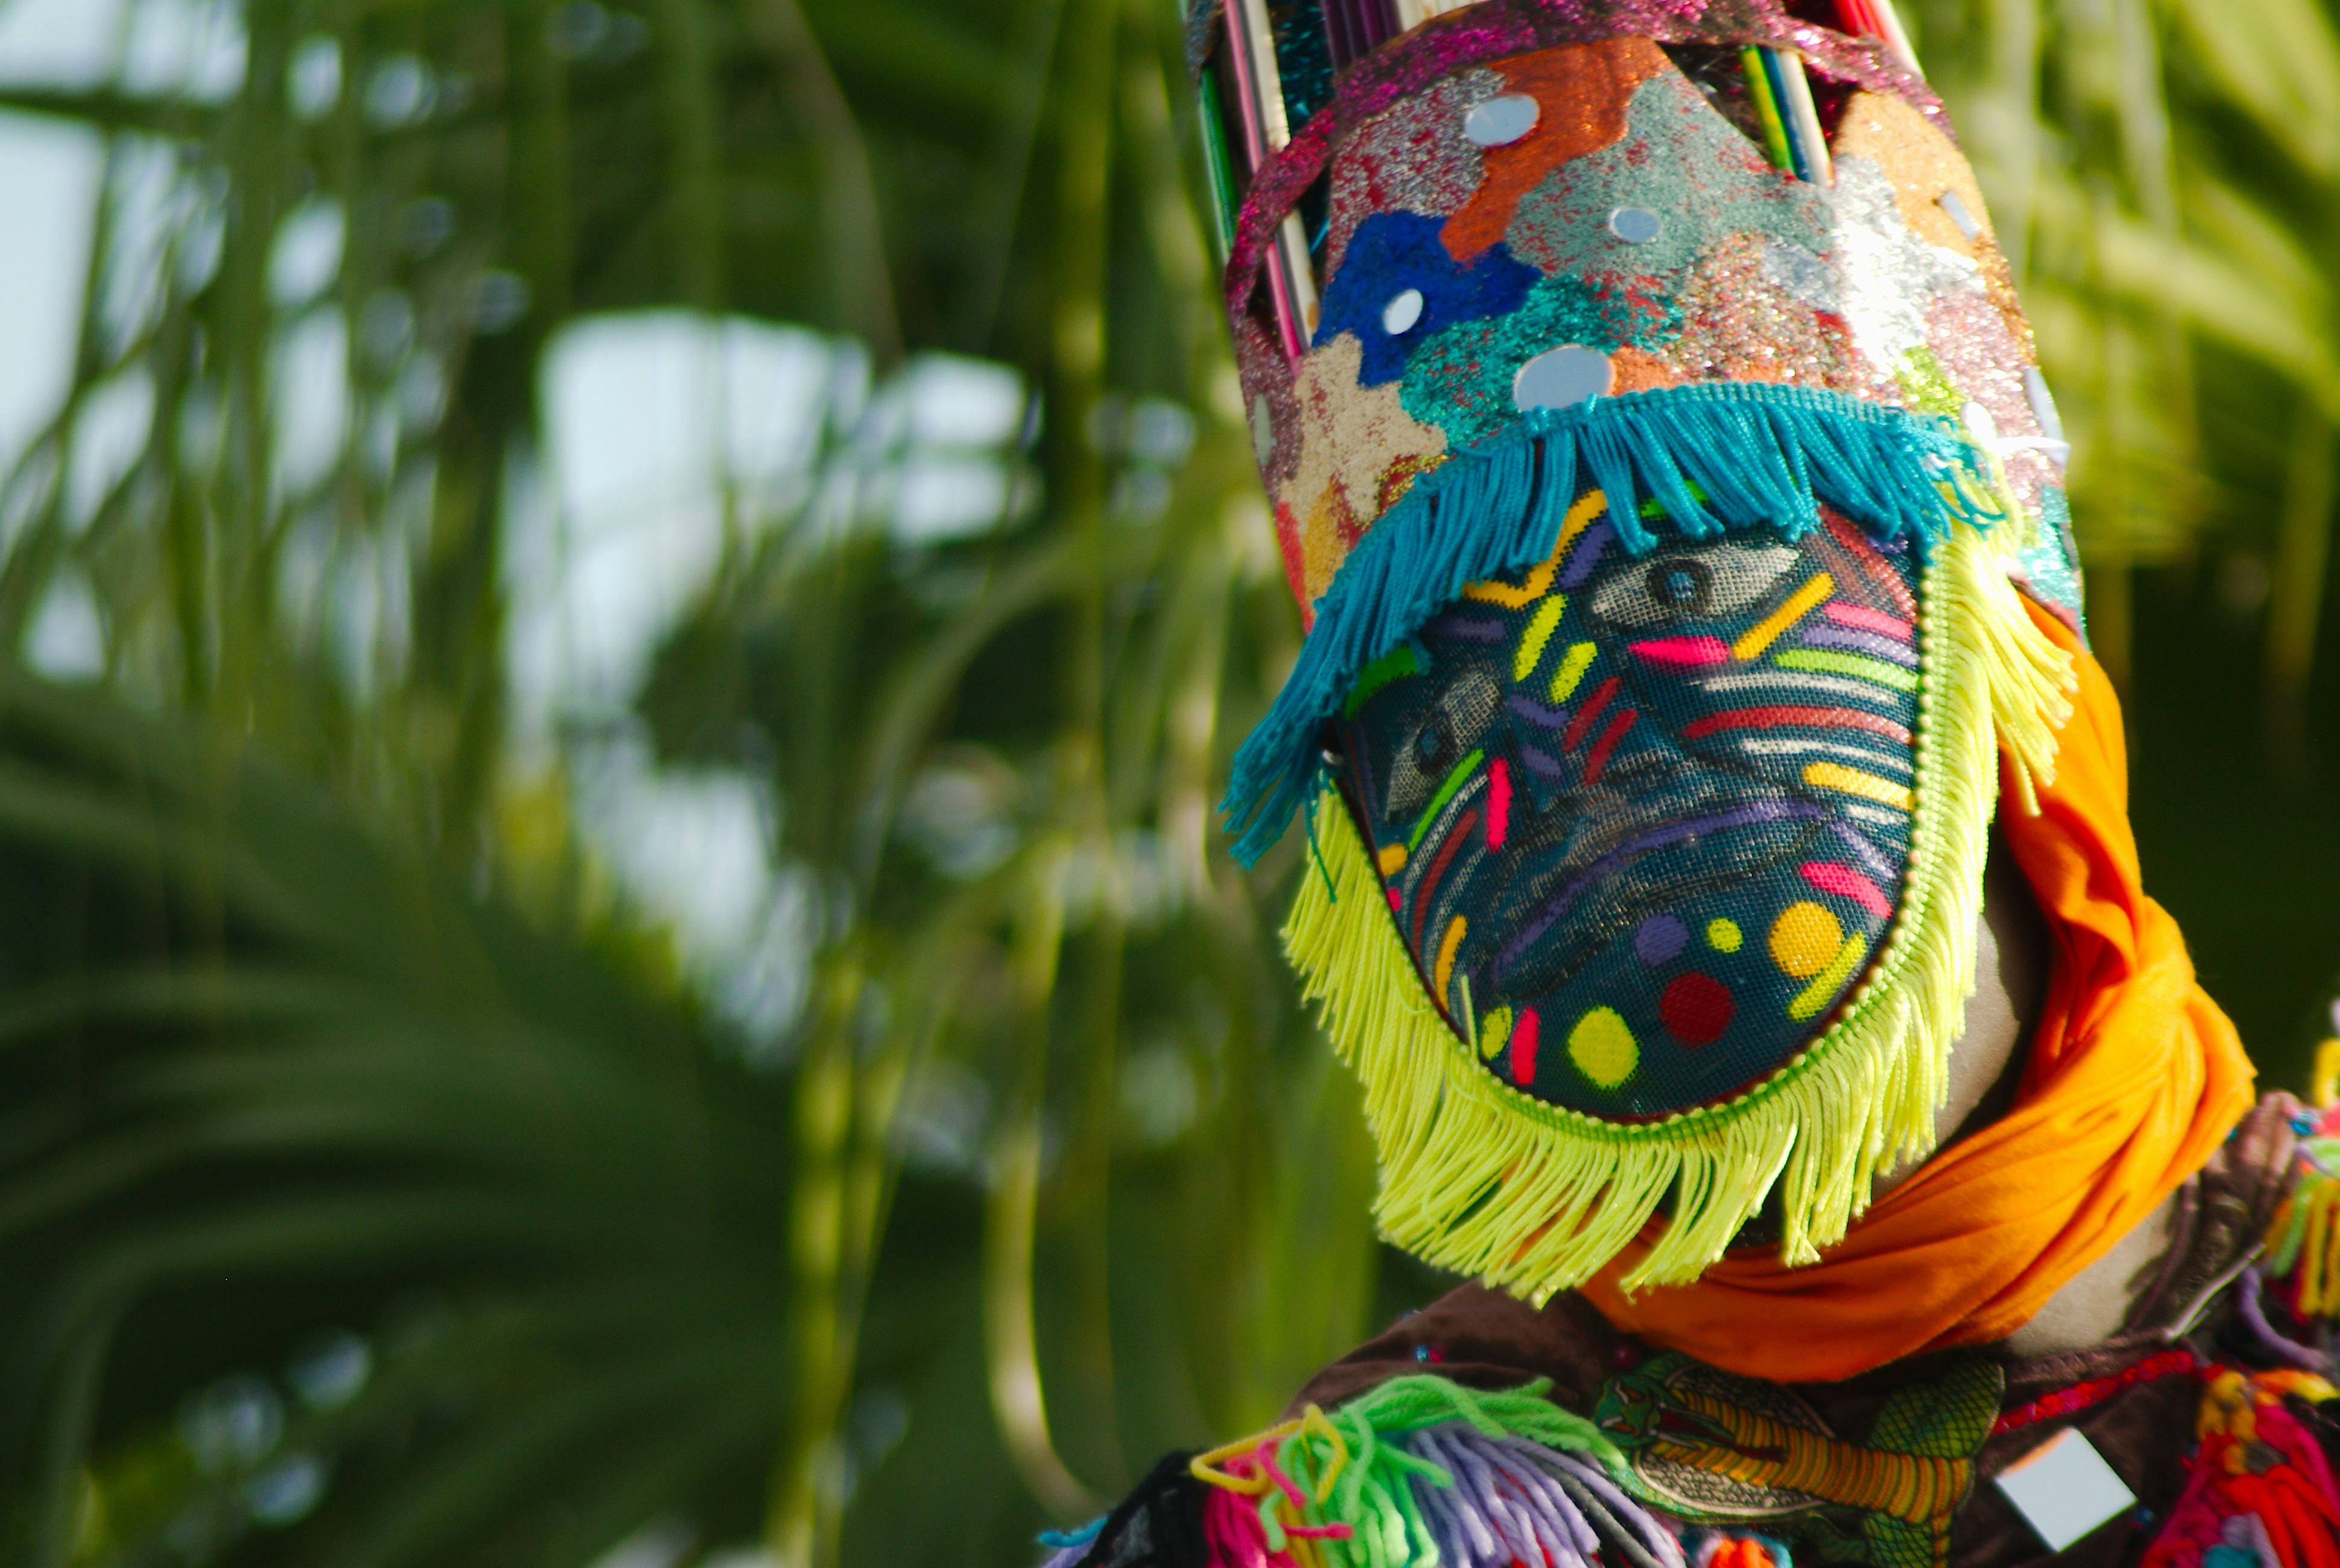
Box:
1380;663;1502;823
1587;540;1799;630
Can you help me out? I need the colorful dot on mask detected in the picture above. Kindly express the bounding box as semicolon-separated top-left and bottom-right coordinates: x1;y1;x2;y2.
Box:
1769;902;1843;979
1567;1007;1638;1088
1707;918;1743;953
1480;1005;1514;1063
1660;972;1735;1046
1634;914;1688;967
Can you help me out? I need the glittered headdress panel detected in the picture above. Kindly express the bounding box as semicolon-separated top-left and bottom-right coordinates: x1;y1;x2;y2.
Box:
1201;1;2081;1296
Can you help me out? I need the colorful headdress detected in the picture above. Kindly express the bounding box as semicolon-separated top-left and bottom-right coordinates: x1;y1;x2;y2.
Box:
1201;0;2085;1297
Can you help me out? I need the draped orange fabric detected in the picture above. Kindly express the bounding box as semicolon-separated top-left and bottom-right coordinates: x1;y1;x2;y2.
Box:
1579;601;2259;1382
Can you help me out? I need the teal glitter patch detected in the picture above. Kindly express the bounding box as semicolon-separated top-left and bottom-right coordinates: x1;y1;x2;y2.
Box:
1401;274;1684;449
2016;485;2086;640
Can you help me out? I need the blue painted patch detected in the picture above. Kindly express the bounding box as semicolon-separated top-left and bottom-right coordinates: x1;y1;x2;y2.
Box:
1316;212;1540;386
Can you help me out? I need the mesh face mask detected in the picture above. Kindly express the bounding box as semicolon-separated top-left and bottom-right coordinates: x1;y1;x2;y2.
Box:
1338;509;1922;1121
1207;2;2085;1298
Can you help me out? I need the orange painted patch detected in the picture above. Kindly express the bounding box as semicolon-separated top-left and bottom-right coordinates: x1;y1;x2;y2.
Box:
1441;38;1671;265
1608;346;1684;394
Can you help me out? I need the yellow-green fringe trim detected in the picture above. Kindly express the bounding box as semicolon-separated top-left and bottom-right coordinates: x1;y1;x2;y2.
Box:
1282;522;2075;1297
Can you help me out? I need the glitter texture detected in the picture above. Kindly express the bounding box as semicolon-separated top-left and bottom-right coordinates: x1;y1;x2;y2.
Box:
1317;211;1540;383
1812;157;1985;383
1279;335;1452;603
1223;0;1941;324
1402;272;1681;446
1922;287;2057;519
1442;39;1671;262
1663;233;1854;388
1215;0;2072;631
2016;485;2087;635
1325;68;1501;273
1502;71;1826;283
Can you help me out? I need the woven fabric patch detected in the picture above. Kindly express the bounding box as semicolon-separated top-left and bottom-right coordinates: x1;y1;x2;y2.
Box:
1334;494;1921;1118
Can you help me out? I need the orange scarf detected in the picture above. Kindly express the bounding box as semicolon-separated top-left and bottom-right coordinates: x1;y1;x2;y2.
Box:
1580;602;2258;1382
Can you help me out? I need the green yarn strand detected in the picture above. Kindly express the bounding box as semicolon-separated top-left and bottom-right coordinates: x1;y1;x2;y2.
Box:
1266;1376;1631;1568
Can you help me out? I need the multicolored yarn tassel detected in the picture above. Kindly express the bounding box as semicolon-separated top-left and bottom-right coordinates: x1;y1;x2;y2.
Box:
2142;1367;2340;1568
2148;1050;2340;1566
1282;510;2075;1294
1222;383;2009;866
2266;1046;2340;1324
1177;1375;1681;1568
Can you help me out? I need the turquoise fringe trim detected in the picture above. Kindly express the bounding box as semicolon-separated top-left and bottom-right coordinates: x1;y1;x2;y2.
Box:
1222;384;1996;866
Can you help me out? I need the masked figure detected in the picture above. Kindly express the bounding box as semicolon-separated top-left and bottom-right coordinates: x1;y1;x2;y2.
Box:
1049;4;2340;1565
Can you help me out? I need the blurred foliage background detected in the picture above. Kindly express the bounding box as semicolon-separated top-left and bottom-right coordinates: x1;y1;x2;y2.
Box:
0;0;2332;1564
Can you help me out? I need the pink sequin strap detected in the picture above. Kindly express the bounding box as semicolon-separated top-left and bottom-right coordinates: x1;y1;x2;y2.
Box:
1221;0;1944;320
